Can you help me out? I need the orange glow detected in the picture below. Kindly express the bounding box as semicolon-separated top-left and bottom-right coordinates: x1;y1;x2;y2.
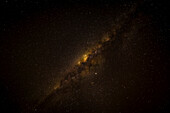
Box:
102;35;110;43
77;61;81;65
83;54;88;62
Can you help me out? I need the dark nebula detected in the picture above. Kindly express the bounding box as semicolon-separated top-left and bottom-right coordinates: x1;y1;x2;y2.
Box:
0;0;169;113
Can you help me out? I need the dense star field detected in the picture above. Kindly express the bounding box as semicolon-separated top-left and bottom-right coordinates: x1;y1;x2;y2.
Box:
0;0;169;113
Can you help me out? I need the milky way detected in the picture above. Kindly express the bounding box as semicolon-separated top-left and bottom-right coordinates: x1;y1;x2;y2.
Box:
0;1;169;113
34;3;141;112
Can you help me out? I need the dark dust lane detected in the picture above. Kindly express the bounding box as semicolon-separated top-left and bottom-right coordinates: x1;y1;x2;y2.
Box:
0;0;169;113
34;2;155;113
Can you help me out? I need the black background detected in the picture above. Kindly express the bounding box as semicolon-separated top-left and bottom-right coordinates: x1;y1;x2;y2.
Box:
0;0;169;113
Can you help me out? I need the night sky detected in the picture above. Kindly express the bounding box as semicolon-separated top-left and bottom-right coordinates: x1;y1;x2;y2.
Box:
0;0;169;113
